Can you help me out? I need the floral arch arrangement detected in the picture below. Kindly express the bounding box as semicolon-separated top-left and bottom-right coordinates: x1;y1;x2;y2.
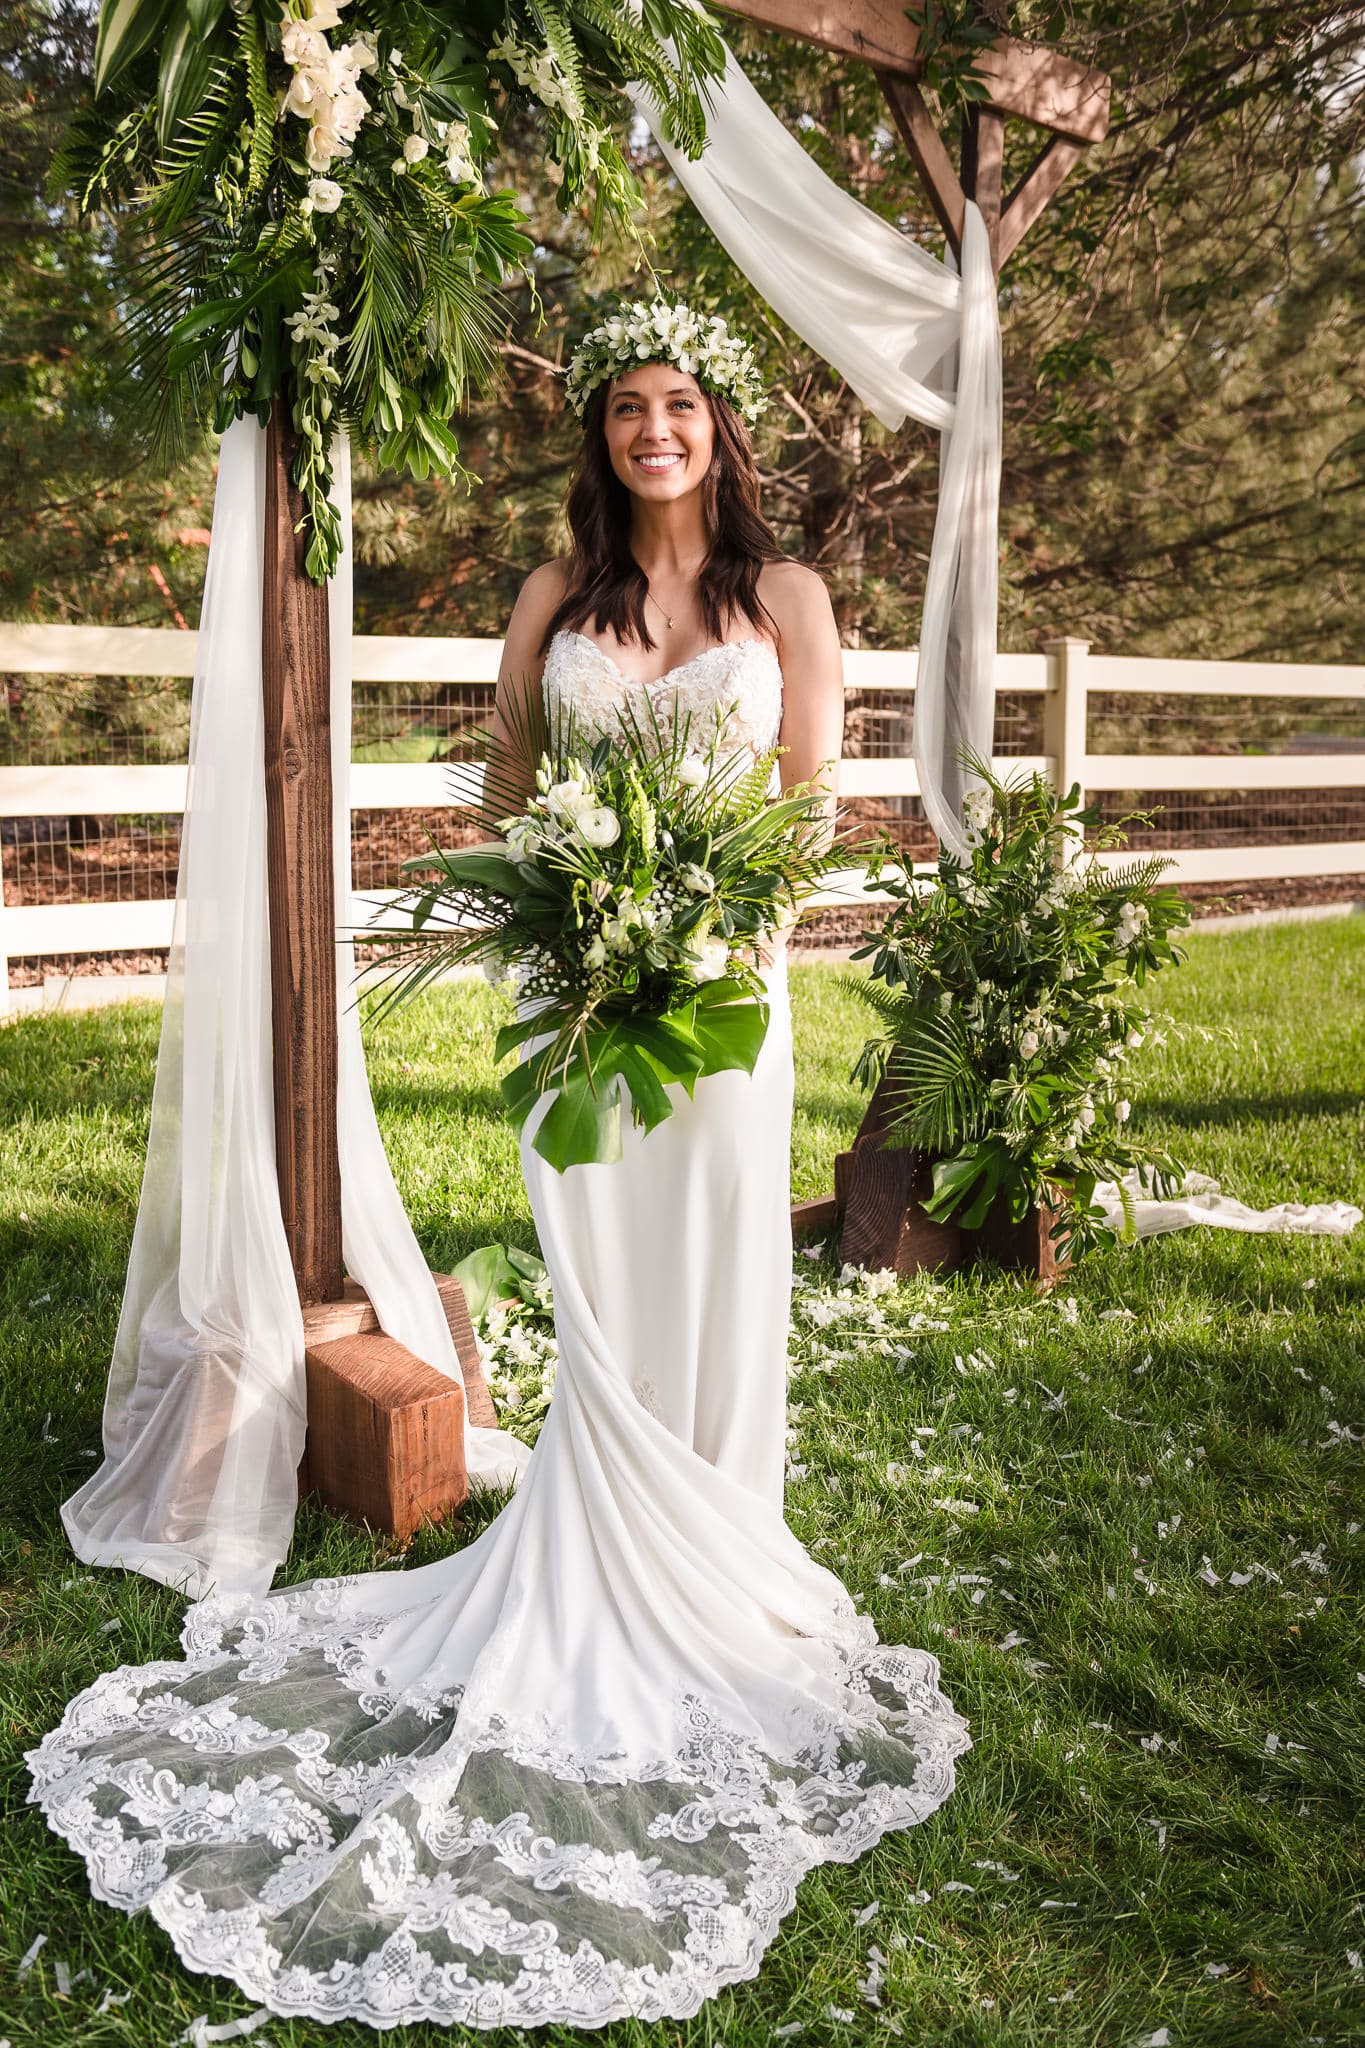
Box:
58;0;725;575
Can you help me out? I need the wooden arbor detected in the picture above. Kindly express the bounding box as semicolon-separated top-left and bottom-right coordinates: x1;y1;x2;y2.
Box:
262;2;1111;1533
718;2;1111;1276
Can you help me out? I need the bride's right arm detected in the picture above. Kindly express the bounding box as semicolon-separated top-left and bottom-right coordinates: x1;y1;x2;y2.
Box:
485;561;568;832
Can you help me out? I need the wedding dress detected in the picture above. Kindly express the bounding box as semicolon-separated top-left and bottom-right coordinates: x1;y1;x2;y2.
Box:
26;631;971;2030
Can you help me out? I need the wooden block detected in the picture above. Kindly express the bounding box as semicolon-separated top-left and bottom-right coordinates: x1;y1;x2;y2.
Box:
430;1273;499;1431
299;1272;498;1431
303;1331;468;1539
792;1193;840;1239
968;1196;1071;1286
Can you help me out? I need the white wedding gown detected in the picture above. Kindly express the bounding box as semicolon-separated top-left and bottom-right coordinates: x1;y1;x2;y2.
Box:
26;633;971;2030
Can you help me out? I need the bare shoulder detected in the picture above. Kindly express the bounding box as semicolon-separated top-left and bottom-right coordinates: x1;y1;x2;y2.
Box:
511;557;570;629
758;558;837;638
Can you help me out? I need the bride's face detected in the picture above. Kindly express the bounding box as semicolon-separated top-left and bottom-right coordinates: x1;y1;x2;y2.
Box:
602;361;715;504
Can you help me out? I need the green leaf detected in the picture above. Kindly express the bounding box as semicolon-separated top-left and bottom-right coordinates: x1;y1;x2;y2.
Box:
95;0;172;94
451;1241;549;1320
185;0;226;32
157;5;220;148
527;1066;626;1170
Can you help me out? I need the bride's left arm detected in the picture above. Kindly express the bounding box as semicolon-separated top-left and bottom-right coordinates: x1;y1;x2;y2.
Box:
759;562;845;958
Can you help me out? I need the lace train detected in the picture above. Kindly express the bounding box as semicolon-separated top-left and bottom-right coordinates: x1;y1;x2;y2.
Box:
26;1585;970;2029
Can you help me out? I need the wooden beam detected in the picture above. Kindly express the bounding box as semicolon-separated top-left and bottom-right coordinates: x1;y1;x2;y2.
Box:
995;132;1085;267
962;104;1005;248
876;71;966;256
722;0;1111;143
262;398;344;1307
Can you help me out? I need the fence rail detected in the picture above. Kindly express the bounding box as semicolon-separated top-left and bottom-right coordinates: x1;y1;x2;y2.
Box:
2;625;1363;1008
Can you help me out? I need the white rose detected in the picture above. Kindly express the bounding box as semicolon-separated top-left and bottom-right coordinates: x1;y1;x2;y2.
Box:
402;132;430;164
1019;1029;1040;1060
576;806;621;848
1115;1099;1132;1123
307;177;344;213
545;777;593;820
1077;1099;1097;1130
676;753;709;788
685;937;730;982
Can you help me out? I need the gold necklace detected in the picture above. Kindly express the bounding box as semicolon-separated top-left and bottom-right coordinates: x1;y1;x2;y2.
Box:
645;588;675;631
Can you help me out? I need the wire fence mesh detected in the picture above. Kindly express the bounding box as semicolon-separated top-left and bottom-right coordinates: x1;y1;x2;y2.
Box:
4;672;1363;986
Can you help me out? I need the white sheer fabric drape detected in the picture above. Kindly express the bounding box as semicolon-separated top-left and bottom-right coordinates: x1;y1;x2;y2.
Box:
62;420;527;1602
636;45;1001;857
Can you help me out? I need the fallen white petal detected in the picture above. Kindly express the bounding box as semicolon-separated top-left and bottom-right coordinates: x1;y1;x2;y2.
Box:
17;1933;47;1976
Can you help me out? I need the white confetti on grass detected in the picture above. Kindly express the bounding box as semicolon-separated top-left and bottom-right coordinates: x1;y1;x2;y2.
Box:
1138;2030;1172;2047
176;2013;274;2046
17;1933;47;1976
96;1989;133;2013
853;1900;880;1926
1204;1963;1231;1978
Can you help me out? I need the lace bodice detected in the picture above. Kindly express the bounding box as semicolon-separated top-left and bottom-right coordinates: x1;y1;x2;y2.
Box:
542;630;783;767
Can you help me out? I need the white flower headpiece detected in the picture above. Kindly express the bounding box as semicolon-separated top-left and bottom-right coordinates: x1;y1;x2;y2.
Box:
564;295;767;426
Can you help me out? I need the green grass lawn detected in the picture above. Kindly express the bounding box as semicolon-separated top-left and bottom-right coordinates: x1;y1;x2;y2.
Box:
2;920;1363;2047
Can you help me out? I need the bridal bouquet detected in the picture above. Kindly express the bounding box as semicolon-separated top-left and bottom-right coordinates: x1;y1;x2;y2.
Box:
846;765;1191;1254
368;697;842;1170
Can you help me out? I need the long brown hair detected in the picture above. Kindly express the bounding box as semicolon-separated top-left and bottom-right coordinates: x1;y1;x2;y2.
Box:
540;381;785;656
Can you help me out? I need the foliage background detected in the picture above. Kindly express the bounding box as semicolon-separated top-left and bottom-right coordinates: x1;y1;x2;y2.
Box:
3;1;1363;662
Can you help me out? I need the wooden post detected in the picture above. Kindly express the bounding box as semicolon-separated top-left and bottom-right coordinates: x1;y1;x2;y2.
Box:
262;397;344;1306
1043;635;1091;849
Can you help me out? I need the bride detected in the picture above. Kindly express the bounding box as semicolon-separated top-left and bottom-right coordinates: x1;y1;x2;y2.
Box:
27;298;972;2030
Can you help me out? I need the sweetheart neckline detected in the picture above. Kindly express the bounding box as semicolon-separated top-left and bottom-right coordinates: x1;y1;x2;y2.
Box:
552;629;780;693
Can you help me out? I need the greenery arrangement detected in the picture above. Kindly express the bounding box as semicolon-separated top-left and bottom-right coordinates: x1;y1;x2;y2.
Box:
846;766;1191;1254
368;696;843;1170
54;0;724;576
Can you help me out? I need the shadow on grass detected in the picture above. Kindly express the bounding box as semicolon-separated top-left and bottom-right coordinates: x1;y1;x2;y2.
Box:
369;1077;508;1122
1139;1088;1365;1129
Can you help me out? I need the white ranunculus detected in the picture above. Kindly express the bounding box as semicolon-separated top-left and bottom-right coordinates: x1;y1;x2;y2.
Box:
402;132;430;164
576;807;621;849
307;177;344;213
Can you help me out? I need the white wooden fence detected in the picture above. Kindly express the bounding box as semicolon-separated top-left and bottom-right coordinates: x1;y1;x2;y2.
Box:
2;622;1363;1011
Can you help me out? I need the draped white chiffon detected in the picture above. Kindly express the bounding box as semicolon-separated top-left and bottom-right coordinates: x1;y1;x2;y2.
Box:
59;422;527;1603
636;44;1002;858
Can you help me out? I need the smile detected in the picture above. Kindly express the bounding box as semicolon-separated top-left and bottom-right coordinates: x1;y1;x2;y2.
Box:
632;453;685;473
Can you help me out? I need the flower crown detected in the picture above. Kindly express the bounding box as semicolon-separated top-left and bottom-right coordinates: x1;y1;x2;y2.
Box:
564;296;767;426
